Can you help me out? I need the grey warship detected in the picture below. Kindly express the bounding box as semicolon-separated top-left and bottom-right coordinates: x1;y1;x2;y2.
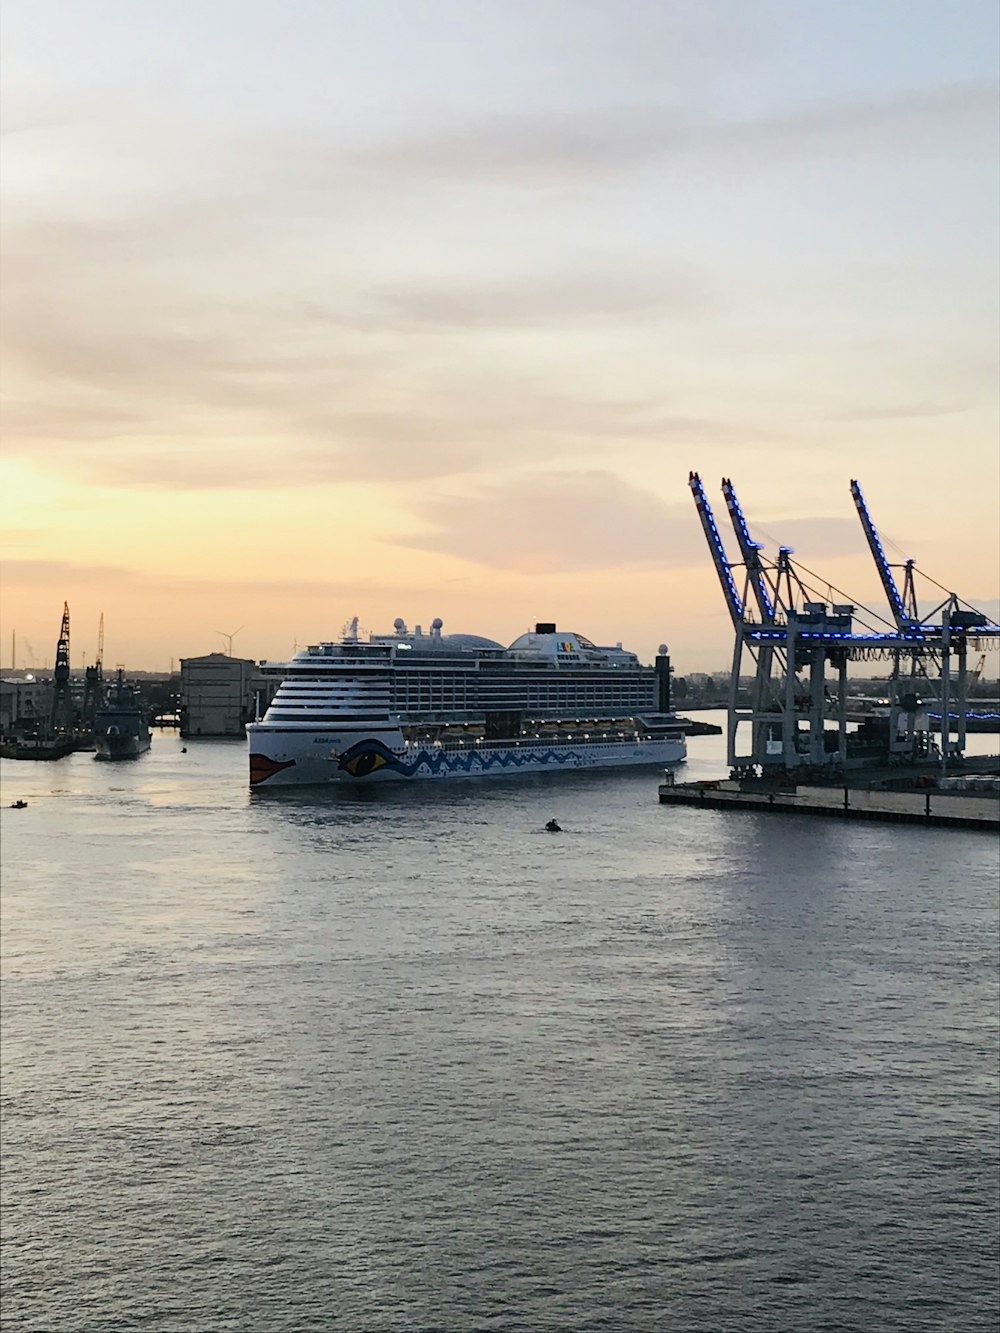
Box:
93;670;151;761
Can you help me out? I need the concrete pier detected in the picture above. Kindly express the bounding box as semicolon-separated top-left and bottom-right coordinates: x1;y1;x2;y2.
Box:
658;777;1000;830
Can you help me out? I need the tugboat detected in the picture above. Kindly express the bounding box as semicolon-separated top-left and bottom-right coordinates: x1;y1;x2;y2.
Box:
93;669;151;761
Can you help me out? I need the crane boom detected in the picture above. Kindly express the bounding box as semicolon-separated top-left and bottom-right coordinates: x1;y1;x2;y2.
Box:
50;602;73;729
689;472;744;626
849;480;909;628
721;477;775;622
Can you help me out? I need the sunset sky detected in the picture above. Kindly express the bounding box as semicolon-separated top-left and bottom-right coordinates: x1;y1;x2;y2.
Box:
2;0;998;673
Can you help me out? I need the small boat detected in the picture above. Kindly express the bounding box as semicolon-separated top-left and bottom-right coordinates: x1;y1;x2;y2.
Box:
545;819;562;833
10;800;28;809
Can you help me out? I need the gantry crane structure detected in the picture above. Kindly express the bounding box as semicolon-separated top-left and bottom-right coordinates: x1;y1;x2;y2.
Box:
689;474;1000;777
49;602;76;733
81;612;105;728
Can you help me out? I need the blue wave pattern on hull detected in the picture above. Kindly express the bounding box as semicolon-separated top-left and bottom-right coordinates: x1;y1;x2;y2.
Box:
337;737;590;778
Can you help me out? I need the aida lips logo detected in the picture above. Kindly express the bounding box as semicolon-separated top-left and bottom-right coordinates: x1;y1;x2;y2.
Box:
249;754;297;784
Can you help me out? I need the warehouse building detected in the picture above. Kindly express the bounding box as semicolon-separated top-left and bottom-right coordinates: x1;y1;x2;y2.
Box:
179;653;273;738
0;677;54;734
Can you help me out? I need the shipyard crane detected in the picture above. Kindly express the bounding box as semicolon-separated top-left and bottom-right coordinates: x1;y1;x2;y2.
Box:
81;613;105;729
50;602;75;732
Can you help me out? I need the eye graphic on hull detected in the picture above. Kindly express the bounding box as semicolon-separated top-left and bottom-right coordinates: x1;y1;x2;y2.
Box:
338;738;399;777
342;750;389;777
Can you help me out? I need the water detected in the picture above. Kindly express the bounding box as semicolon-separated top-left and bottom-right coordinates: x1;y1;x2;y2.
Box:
2;724;998;1331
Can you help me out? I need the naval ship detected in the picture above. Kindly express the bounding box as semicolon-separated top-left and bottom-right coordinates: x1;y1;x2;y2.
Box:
93;669;152;761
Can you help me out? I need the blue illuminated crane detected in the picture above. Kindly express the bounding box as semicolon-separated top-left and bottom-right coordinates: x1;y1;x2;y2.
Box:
689;476;1000;777
721;477;775;624
688;472;743;627
849;480;911;628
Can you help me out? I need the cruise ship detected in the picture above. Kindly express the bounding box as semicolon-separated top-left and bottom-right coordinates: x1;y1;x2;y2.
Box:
247;618;686;786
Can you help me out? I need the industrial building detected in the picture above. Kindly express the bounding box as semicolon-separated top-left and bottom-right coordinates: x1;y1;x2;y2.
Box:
179;653;272;738
0;677;54;734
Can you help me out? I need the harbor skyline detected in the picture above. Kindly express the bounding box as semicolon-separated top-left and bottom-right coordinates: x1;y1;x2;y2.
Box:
2;0;998;672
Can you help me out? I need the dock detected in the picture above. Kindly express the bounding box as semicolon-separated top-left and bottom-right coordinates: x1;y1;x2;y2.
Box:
659;776;1000;830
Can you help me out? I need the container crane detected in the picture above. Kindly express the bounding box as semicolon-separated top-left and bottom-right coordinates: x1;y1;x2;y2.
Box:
721;478;775;624
848;480;998;761
688;472;743;627
690;475;1000;778
718;478;788;765
849;480;911;629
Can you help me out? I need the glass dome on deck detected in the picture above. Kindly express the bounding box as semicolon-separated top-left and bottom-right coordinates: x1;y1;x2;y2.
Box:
440;634;505;651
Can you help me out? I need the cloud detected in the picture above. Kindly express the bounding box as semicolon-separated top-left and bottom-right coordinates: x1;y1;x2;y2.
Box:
371;271;708;330
0;188;726;488
2;77;995;492
345;82;999;186
825;402;976;423
0;213;746;489
0;558;395;599
393;470;706;572
393;472;919;576
743;516;872;560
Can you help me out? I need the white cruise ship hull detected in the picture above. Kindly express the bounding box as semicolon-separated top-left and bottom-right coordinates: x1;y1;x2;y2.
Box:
248;724;685;787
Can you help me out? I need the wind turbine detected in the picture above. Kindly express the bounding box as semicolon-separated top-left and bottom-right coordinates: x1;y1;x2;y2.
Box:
217;627;243;657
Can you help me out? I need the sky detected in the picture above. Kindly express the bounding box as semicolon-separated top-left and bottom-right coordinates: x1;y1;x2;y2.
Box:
1;0;998;673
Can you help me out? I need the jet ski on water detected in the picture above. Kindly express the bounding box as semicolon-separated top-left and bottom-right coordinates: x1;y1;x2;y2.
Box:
545;819;562;833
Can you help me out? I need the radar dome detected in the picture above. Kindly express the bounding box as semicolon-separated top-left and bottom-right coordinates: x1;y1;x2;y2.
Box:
659;643;669;655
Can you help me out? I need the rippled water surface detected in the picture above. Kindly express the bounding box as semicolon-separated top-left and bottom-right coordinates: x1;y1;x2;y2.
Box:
2;725;998;1331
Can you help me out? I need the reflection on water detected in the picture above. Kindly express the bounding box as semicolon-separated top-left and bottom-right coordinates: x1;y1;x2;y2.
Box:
1;725;998;1332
